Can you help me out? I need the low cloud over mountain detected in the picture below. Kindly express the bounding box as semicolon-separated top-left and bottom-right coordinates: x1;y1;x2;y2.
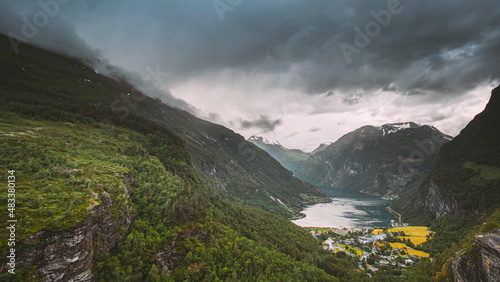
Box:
1;0;499;150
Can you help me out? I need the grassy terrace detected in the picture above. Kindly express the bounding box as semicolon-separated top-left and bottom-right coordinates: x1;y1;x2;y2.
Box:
0;110;172;252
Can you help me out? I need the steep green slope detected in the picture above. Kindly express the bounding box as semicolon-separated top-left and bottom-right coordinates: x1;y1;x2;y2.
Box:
0;113;135;244
295;123;451;198
0;33;327;218
0;34;364;281
0;108;350;281
396;86;500;222
394;86;500;281
134;101;329;217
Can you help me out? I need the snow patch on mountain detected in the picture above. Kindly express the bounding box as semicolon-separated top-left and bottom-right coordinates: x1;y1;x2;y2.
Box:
248;135;282;146
378;122;422;136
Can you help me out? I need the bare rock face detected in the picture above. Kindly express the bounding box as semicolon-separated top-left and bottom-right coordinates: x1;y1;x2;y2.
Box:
476;234;500;281
0;176;133;281
452;233;500;282
424;180;459;219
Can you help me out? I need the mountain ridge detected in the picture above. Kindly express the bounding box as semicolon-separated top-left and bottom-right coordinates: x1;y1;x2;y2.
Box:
0;32;329;218
251;122;452;198
247;135;311;174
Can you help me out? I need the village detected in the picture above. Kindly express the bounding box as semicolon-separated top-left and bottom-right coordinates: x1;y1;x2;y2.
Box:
307;223;433;277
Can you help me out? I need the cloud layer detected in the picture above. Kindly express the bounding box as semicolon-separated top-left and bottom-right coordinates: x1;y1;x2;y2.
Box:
1;0;499;150
240;115;283;133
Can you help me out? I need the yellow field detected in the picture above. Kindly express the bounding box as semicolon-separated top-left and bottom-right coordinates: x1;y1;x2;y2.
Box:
388;242;430;257
372;229;384;235
397;236;427;246
389;242;407;249
387;226;433;245
406;248;430;257
389;226;433;237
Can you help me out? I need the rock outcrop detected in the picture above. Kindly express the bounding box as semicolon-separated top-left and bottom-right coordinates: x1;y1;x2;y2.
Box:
0;175;133;281
475;233;500;281
452;233;500;282
424;180;459;219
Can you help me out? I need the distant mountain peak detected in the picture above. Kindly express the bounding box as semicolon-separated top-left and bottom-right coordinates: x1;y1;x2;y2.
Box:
488;84;500;108
248;136;310;173
248;135;282;146
372;122;446;138
377;121;420;131
294;121;452;197
311;142;333;154
493;84;500;95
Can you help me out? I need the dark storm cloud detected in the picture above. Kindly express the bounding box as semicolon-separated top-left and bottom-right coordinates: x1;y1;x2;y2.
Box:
1;0;499;100
240;115;282;133
0;1;196;114
0;2;100;61
342;93;363;105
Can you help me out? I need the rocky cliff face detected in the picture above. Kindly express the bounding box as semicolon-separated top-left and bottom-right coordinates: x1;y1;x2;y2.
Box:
476;233;500;281
452;233;500;282
424;180;460;219
0;175;133;281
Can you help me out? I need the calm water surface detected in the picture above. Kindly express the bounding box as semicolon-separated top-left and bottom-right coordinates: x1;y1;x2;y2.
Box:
292;187;395;229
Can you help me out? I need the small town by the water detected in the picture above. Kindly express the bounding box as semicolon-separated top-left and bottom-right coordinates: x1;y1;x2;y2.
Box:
305;221;433;277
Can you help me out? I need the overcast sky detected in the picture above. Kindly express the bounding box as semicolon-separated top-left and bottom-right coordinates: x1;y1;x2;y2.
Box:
1;0;499;151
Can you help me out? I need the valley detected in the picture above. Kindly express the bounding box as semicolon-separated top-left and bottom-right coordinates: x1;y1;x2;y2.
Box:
1;2;500;278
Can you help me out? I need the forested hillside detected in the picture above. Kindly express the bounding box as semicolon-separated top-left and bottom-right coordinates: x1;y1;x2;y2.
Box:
0;33;328;220
0;34;364;281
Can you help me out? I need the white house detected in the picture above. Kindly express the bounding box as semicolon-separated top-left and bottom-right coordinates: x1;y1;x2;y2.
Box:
323;238;335;251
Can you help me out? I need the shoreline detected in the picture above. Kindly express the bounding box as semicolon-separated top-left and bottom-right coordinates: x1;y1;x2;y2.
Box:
385;206;402;223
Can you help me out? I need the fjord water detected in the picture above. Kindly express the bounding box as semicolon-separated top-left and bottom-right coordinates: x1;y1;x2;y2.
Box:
292;187;395;229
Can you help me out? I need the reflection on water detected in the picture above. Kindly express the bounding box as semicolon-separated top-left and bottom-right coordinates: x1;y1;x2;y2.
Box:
292;187;395;228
